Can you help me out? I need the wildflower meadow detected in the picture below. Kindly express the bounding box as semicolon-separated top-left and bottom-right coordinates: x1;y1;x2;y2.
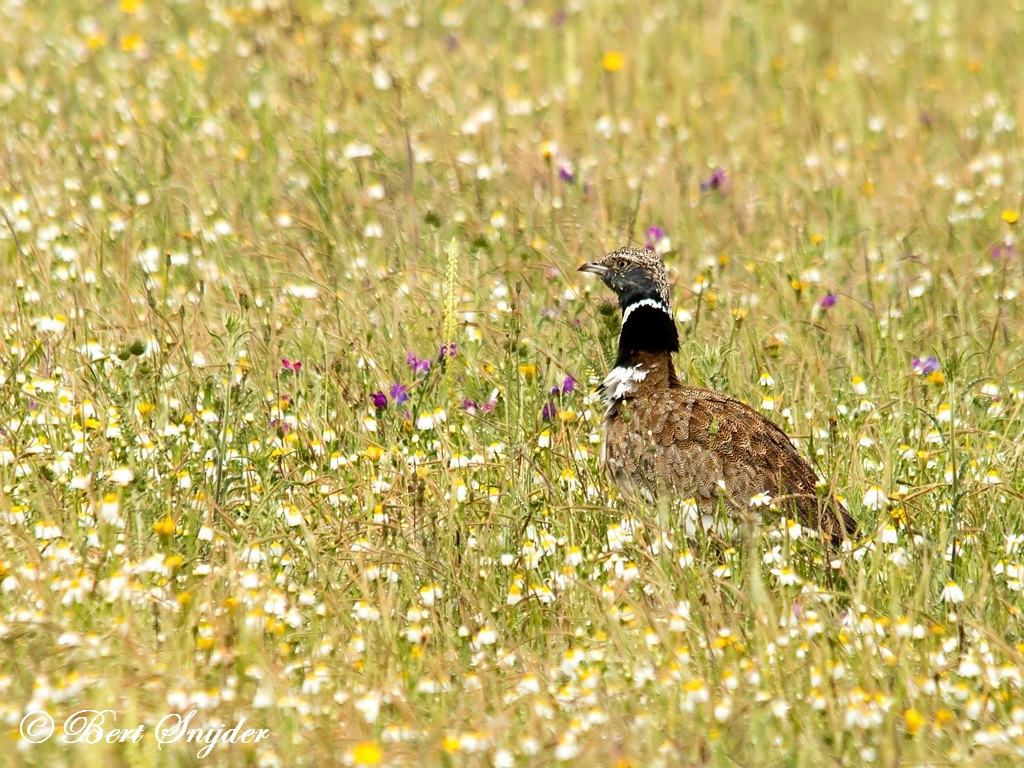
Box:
2;0;1024;765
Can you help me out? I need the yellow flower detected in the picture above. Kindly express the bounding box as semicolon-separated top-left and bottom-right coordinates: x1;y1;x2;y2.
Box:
441;734;462;753
121;33;143;52
763;335;784;355
362;445;384;461
602;51;625;72
1001;209;1019;225
137;402;155;416
153;516;176;537
120;0;143;11
927;370;945;385
905;708;924;735
519;364;536;378
352;741;382;765
810;233;824;245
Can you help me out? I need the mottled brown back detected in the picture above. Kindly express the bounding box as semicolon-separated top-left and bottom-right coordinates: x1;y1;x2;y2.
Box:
602;352;857;543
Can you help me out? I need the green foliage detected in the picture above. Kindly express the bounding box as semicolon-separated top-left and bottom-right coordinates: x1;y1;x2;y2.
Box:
1;0;1024;766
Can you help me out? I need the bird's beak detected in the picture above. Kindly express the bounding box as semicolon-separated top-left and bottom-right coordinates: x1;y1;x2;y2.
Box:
577;261;607;275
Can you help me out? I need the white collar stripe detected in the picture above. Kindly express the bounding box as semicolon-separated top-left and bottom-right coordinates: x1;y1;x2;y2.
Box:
622;298;671;324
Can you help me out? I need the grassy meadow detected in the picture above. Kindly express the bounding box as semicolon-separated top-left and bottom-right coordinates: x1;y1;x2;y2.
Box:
3;0;1024;764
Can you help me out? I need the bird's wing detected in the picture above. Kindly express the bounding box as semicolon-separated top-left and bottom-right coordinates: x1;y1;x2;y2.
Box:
620;385;857;541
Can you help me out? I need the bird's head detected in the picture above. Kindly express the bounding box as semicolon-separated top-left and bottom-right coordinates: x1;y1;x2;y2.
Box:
578;247;671;312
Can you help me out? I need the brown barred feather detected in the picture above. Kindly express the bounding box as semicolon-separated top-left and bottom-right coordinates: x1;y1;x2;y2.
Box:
601;352;857;543
581;247;858;545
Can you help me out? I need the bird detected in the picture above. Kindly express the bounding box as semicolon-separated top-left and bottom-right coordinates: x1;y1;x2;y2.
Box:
578;246;858;544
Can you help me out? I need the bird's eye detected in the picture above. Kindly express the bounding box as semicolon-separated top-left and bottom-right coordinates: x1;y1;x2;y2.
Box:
616;259;629;270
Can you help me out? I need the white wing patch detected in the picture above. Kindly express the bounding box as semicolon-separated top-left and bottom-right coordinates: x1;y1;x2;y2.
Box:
600;365;647;404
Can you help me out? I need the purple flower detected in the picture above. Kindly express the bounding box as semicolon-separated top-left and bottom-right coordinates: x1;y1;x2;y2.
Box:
281;358;302;373
992;244;1017;260
439;342;457;361
700;168;729;192
558;167;575;183
461;397;477;413
552;8;567;27
645;226;665;249
819;293;837;309
406;352;431;375
371;392;388;409
481;398;497;413
551;375;576;395
912;357;940;375
542;402;558;421
390;382;410;404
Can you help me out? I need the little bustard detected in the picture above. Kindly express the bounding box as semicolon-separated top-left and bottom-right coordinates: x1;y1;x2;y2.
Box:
579;247;858;543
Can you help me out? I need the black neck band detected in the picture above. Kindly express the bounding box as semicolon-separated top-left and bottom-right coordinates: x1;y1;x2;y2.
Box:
616;302;679;367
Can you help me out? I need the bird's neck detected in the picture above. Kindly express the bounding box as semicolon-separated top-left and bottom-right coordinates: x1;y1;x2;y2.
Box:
615;297;679;369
